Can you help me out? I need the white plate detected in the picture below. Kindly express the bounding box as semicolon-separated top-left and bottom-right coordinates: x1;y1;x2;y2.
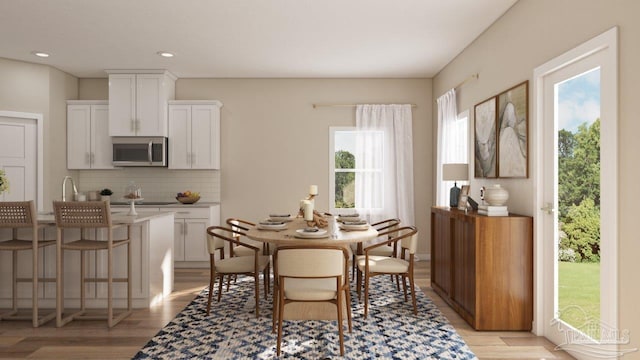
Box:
340;224;370;231
294;228;329;238
257;223;287;230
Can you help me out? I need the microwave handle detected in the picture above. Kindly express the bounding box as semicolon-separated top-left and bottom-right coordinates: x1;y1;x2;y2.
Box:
148;140;153;164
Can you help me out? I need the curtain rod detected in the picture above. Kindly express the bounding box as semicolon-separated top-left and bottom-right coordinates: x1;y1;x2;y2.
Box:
312;103;417;109
454;73;479;89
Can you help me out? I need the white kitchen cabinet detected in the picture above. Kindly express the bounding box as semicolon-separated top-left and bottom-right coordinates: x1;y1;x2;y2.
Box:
107;70;176;137
168;101;222;169
164;205;220;266
67;101;113;169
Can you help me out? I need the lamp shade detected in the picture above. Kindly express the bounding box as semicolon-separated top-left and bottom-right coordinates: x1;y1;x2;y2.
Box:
442;163;469;181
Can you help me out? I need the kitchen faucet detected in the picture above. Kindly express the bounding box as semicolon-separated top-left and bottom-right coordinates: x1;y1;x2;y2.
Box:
62;176;78;201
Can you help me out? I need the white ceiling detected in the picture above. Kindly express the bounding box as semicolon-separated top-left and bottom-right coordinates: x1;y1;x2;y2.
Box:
0;0;517;78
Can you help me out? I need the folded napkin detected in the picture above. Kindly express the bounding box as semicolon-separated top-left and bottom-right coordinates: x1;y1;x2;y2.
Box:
269;214;290;218
339;213;360;218
343;220;367;225
260;221;285;225
303;227;320;233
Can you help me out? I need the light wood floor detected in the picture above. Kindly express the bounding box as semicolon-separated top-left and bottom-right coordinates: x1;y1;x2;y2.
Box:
0;261;573;359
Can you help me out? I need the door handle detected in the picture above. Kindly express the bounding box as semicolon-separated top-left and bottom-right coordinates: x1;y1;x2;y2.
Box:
541;202;555;214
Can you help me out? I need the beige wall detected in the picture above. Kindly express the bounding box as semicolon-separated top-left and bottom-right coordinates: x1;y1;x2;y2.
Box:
177;78;433;255
0;58;78;210
433;0;640;350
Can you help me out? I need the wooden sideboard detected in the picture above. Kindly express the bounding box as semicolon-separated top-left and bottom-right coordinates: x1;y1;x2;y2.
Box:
430;206;533;330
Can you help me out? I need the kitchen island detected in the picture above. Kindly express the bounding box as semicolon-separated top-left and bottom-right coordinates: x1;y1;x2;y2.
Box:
0;210;175;309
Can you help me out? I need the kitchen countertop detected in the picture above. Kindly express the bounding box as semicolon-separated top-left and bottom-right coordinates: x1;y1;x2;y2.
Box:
37;210;176;225
109;201;220;208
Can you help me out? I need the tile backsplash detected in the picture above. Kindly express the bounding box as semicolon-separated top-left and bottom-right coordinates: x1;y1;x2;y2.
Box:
78;168;220;202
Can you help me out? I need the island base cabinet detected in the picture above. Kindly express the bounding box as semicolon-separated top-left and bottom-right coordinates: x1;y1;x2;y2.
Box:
0;213;174;309
430;207;533;330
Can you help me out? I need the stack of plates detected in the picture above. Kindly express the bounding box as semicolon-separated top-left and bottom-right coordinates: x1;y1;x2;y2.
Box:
339;223;370;231
257;221;287;230
294;228;329;238
337;213;361;223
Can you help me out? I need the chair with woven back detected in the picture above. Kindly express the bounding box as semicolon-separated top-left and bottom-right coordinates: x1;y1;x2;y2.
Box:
52;200;132;328
272;245;352;357
0;200;56;327
356;225;419;318
205;225;270;317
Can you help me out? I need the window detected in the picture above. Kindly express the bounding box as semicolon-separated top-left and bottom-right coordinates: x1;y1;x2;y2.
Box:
329;127;384;214
437;110;469;206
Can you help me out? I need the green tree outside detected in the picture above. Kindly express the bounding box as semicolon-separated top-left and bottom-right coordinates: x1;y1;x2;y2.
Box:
335;150;355;208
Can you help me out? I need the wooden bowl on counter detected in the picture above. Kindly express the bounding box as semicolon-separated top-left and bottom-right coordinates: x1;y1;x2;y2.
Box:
176;196;200;204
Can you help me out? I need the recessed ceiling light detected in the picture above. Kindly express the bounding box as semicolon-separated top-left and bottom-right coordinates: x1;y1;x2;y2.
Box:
157;51;175;58
31;51;50;58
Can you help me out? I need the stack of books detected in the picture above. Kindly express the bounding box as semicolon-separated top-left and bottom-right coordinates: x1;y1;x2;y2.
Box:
477;205;508;216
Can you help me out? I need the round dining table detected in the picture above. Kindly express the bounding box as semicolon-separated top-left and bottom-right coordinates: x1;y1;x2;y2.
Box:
246;217;378;246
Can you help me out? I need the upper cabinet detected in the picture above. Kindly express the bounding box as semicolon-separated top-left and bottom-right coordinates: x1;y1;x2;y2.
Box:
106;70;176;137
168;101;222;169
67;101;113;169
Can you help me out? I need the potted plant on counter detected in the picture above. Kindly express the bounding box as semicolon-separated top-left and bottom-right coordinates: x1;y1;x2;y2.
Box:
100;188;113;203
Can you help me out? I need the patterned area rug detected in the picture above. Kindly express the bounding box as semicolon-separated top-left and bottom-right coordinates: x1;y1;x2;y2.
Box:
133;275;477;359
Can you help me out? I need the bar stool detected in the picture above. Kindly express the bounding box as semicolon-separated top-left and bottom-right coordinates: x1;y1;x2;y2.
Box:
0;201;56;327
52;201;132;328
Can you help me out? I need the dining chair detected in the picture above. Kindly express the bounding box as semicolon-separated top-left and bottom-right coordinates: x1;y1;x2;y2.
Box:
350;218;401;282
225;218;270;256
356;226;418;319
273;245;352;356
205;226;270;317
53;201;132;328
0;201;56;327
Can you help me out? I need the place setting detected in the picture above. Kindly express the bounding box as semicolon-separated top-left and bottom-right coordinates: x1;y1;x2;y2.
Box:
256;219;288;231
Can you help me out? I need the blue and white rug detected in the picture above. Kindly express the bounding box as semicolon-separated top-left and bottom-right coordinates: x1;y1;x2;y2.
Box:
133;276;477;359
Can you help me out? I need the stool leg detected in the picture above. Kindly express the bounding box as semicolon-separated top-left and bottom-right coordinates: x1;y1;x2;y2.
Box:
128;242;132;312
107;247;113;328
56;229;63;327
32;240;39;328
12;250;18;313
80;250;85;312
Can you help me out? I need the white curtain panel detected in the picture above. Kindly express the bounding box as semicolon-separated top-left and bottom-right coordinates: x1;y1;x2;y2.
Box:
436;89;460;206
355;104;415;226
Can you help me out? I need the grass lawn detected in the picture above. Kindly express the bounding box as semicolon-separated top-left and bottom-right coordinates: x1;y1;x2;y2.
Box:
558;261;600;332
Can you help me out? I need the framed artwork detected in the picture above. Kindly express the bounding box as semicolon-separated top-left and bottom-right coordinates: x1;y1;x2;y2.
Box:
497;80;529;178
474;96;497;178
457;185;470;210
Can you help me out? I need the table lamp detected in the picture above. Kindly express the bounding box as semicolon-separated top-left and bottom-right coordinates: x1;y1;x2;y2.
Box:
442;163;469;207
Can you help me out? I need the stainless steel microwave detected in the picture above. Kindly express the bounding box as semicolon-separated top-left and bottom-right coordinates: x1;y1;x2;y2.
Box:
112;137;168;167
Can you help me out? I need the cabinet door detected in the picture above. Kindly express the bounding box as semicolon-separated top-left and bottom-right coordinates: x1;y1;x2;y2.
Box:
67;105;92;169
183;219;209;261
90;105;114;169
168;105;192;169
190;105;220;169
174;219;185;261
452;215;476;319
431;211;452;296
108;74;136;136
136;74;167;136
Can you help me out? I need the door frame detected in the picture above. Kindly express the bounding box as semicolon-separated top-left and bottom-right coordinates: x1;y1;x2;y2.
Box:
532;27;618;338
0;110;44;212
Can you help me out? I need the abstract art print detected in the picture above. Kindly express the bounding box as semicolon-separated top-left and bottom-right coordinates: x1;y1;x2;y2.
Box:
474;96;497;178
497;81;529;178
